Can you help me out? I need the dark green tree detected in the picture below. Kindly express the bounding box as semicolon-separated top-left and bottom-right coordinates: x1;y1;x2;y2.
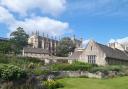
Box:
56;37;76;57
10;27;29;53
0;41;12;54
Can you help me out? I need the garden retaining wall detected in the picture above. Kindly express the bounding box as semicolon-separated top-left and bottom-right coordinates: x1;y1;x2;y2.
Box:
50;71;105;79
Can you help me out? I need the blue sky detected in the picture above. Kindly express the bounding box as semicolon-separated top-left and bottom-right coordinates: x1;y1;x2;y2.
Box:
0;0;128;45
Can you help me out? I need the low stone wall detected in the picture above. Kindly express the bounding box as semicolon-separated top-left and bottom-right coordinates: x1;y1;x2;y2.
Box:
37;71;126;81
51;71;105;79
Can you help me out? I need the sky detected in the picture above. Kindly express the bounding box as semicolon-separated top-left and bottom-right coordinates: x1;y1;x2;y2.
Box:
0;0;128;46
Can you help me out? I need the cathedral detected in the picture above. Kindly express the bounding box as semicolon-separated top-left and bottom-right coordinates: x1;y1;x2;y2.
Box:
25;31;83;57
28;32;58;55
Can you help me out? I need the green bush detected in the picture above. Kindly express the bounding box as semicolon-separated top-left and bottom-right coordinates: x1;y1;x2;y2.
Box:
90;65;123;73
0;64;27;81
0;54;44;66
0;53;10;64
32;68;50;76
51;62;95;71
43;80;63;89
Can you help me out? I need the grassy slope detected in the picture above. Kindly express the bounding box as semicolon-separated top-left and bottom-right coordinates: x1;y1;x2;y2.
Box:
57;77;128;89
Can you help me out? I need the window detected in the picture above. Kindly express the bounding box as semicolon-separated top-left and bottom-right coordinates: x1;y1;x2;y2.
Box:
91;46;93;51
88;55;96;64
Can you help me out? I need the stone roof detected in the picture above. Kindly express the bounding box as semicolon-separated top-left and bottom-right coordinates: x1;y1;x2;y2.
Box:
97;42;128;60
69;51;83;59
23;47;49;54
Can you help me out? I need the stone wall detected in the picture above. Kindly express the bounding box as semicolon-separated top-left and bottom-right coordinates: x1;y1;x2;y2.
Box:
51;71;104;79
48;71;126;79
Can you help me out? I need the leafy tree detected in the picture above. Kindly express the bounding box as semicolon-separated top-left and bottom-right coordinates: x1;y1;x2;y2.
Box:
10;27;29;53
56;37;76;57
0;41;12;54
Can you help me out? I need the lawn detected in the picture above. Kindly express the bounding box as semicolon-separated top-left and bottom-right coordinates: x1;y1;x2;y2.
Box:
57;77;128;89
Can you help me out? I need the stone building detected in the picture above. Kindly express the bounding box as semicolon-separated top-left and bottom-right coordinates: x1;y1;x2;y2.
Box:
23;32;83;59
28;32;58;55
23;47;50;58
70;40;128;66
108;42;128;51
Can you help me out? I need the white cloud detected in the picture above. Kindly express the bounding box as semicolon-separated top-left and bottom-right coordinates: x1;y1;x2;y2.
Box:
9;16;71;36
0;0;66;16
109;37;128;44
0;6;15;25
82;39;89;48
0;6;71;37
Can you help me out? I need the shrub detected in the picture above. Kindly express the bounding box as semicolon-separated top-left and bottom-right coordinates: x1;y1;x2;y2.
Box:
43;80;63;89
32;68;50;76
90;65;123;73
0;64;27;81
0;53;10;64
51;62;95;71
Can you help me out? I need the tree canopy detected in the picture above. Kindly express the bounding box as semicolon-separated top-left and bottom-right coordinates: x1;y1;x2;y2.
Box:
10;27;29;54
56;37;76;57
10;27;29;48
0;41;12;54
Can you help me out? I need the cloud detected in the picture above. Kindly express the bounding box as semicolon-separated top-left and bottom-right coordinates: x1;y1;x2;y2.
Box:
0;6;15;25
109;37;128;44
0;0;66;16
82;39;89;48
9;16;71;36
0;6;71;37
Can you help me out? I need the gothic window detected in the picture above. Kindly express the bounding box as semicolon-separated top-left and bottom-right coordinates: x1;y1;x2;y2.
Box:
88;55;96;64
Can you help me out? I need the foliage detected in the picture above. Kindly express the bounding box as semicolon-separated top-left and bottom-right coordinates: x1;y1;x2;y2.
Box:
10;27;29;53
1;77;40;89
0;64;27;81
51;62;95;71
0;53;10;64
32;68;50;76
0;41;12;54
0;54;44;76
56;37;76;57
43;80;63;89
90;65;123;73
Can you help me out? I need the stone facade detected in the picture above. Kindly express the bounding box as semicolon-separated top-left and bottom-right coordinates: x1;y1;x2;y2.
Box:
23;47;50;58
70;40;128;66
80;40;106;65
108;42;128;51
28;33;58;55
28;33;82;56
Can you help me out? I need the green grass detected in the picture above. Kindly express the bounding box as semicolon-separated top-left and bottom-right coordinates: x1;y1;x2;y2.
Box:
57;77;128;89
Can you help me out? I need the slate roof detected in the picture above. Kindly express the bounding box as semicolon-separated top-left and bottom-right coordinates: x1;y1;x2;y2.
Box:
69;51;83;59
96;42;128;60
23;47;49;54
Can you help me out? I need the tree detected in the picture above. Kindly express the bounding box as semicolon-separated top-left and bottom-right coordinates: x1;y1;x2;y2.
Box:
56;37;76;57
10;27;29;53
0;41;12;54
